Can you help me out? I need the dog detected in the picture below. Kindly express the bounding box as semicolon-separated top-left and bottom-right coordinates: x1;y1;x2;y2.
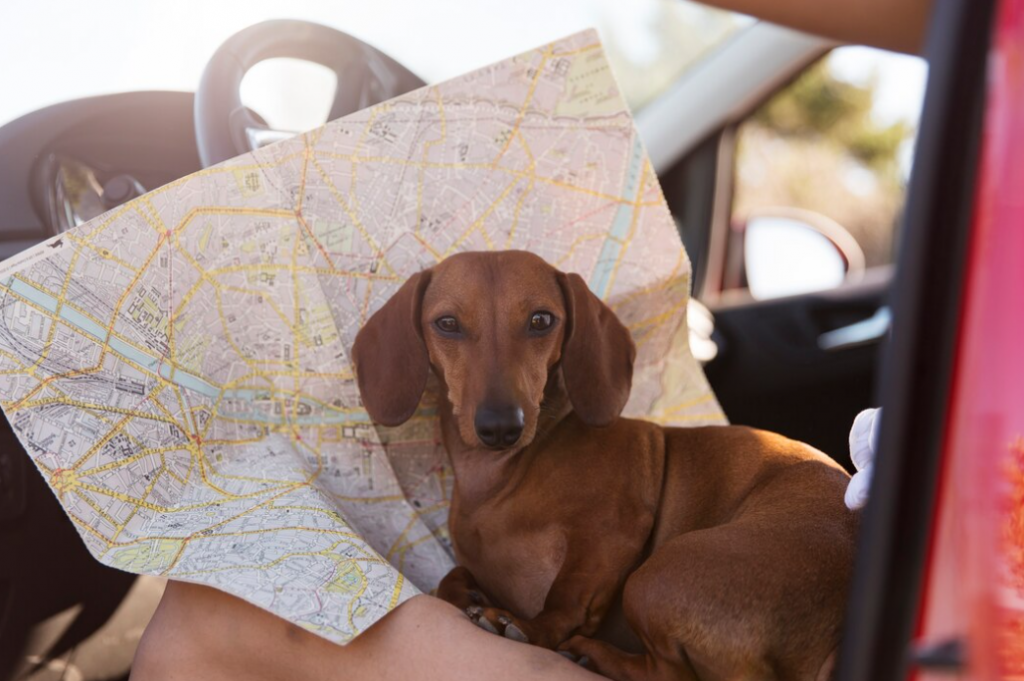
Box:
352;250;857;681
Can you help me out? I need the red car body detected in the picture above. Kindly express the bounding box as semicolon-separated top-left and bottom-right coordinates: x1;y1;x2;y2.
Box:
917;0;1024;676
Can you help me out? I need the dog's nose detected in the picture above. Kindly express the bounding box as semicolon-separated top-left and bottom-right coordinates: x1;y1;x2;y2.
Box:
474;404;525;449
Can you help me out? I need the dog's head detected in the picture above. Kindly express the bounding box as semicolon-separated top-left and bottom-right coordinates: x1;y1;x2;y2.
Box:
352;251;636;450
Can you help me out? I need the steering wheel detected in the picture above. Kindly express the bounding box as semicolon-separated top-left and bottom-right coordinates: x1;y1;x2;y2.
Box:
195;20;425;168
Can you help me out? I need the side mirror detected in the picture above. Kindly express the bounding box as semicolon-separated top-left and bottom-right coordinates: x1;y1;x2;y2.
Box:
743;209;865;300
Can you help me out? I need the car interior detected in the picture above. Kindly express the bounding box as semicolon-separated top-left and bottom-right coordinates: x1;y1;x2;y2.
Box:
0;7;934;680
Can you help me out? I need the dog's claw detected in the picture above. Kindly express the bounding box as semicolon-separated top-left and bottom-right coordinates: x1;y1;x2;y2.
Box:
577;656;590;667
466;605;524;640
504;623;528;642
558;651;578;662
474;616;499;635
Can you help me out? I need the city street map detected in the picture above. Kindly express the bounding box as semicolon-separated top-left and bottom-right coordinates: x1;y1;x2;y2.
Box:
0;30;724;643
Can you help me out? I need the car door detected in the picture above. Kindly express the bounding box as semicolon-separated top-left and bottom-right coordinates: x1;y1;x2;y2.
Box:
664;46;928;469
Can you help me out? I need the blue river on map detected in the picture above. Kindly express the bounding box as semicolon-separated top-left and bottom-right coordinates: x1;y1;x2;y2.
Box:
4;276;370;426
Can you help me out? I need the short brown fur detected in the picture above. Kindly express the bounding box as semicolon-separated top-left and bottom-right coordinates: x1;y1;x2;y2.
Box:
352;251;858;681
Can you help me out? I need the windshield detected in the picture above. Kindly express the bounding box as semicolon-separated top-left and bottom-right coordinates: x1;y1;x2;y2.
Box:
0;0;751;129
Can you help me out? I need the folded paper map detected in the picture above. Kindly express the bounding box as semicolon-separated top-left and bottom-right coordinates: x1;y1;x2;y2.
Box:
0;30;724;644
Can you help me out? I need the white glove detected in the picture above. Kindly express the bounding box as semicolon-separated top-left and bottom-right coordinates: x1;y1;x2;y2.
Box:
845;408;881;510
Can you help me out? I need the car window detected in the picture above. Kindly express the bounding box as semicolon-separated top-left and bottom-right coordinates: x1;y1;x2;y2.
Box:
0;0;752;130
728;46;927;300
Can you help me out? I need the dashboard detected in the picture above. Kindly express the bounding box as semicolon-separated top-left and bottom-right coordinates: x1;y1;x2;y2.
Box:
0;91;203;259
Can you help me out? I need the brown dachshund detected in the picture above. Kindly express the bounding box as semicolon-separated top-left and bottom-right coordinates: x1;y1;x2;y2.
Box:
352;251;857;681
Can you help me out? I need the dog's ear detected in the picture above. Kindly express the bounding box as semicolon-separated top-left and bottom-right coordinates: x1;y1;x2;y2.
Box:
557;272;636;427
352;270;432;426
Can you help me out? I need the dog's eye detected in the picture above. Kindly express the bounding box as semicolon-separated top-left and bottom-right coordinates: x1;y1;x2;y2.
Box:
435;316;460;334
529;311;553;332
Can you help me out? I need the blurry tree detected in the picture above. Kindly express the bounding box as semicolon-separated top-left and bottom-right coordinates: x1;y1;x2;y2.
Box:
753;60;910;173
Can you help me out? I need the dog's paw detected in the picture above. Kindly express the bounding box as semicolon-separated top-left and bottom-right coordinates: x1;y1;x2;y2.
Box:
559;636;601;669
436;567;494;610
465;605;530;643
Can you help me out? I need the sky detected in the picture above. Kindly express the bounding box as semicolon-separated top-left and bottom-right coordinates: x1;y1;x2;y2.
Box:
0;0;721;126
0;0;927;133
830;46;928;128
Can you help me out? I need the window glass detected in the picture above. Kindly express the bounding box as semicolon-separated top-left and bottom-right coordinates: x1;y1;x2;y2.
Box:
732;46;927;281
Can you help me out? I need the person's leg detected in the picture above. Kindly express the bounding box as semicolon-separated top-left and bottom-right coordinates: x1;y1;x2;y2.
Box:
131;580;600;681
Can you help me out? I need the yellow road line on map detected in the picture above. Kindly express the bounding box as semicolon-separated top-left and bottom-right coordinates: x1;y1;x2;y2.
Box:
143;150;307;200
443;177;520;256
66;510;114;546
320;152;641;206
79;444;186;477
296;132;312;214
18;395;178;427
66;233;140;274
69;384;168;470
217;283;294;330
347;564;370;632
290;218;303;421
626;298;689;332
206;262;399;281
213;285;272;370
80;204;133;244
504;177;536;249
174;206;297;234
608;271;689;315
109;505;141;543
417;88;448;235
392;532;445;573
161;451;189;486
308;154;397;277
327;492;407;504
555;233;623;268
0;347;27;369
550;42;601;58
651;394;716;417
127;487;317;568
502;130;539;249
79;476;301;516
199;436;265;446
72;488;119;528
492;46;552;164
171;542;389;580
388;574;406;610
140;197;170;233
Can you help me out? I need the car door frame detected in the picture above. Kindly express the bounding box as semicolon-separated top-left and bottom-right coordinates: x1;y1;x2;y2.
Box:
836;0;1000;677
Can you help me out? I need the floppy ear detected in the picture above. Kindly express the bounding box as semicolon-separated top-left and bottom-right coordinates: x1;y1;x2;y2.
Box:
557;272;636;427
352;270;432;426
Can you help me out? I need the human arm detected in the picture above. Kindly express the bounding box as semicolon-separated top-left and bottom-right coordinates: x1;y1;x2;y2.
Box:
695;0;934;54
